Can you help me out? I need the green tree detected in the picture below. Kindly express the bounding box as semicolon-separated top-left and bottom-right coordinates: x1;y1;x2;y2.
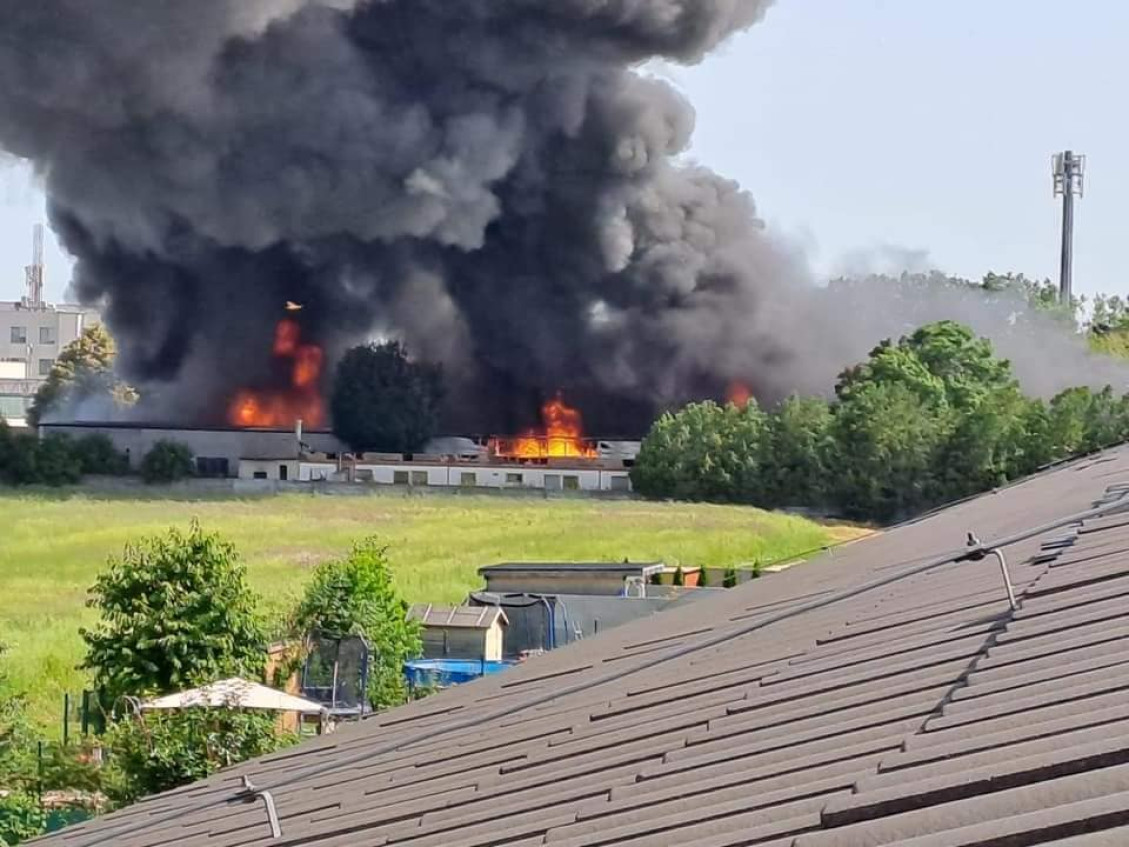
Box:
27;325;137;428
672;566;684;587
81;524;267;706
722;566;738;589
760;396;835;508
139;440;194;484
104;709;291;804
832;381;952;521
292;539;421;710
697;567;709;588
0;792;45;846
0;428;39;486
330;342;443;453
631;401;769;504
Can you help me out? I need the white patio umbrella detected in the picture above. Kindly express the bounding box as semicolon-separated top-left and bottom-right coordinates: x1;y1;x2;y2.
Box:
141;677;325;714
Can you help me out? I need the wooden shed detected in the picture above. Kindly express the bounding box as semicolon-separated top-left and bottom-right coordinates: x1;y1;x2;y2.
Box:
408;604;509;662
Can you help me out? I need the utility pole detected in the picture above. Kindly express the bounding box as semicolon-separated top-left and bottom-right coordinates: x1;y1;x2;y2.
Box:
1052;151;1085;305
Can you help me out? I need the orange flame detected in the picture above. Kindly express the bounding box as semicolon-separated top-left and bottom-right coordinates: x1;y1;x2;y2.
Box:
726;381;752;409
227;318;325;428
491;394;597;459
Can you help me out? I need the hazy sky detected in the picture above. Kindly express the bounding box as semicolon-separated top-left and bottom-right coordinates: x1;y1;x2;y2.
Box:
1;0;1125;303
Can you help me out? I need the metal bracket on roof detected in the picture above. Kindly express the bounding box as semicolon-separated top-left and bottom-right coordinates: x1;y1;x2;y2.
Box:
961;533;1018;613
238;775;282;839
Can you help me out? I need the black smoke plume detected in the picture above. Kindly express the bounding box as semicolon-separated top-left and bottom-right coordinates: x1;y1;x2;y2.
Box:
2;1;1124;435
0;0;800;434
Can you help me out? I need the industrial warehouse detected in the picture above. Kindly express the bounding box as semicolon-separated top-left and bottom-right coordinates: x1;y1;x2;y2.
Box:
38;420;640;494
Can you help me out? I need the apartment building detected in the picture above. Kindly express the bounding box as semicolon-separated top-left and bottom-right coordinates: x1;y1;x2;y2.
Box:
0;300;100;426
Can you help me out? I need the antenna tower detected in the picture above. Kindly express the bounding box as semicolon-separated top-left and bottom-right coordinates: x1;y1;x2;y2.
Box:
24;224;45;306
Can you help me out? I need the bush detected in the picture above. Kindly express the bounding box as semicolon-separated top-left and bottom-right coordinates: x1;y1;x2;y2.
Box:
672;566;684;587
34;434;81;486
104;709;293;805
722;566;738;589
292;538;421;710
0;792;45;846
81;523;267;705
73;434;129;476
139;440;194;484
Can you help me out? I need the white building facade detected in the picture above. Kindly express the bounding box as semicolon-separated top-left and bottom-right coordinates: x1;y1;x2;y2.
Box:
0;300;101;426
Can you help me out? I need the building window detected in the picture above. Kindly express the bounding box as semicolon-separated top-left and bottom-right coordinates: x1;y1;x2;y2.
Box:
10;327;27;344
253;471;268;480
393;470;410;485
195;457;229;478
544;474;562;491
563;475;580;491
505;472;524;486
410;471;429;486
460;472;477;487
38;358;54;376
39;326;55;345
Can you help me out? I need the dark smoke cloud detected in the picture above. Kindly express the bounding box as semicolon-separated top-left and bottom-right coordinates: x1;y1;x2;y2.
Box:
2;1;1125;435
0;0;798;433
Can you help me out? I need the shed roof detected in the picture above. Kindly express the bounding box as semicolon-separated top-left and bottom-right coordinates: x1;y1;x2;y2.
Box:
34;448;1129;847
408;604;508;629
480;561;666;576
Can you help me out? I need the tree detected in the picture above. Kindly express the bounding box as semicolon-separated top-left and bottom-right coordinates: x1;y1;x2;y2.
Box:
722;566;738;589
631;401;769;504
139;441;194;484
33;434;81;486
331;342;443;453
27;325;136;427
292;539;421;710
831;381;952;521
672;566;684;587
760;396;835;508
104;709;291;804
81;523;267;706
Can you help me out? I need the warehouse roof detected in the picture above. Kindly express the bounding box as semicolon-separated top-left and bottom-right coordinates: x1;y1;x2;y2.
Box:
35;447;1129;846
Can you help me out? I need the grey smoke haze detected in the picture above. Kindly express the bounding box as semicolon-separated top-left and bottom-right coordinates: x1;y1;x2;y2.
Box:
1;0;1125;433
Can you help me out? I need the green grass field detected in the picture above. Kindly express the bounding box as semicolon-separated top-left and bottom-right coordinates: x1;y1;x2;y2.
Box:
0;490;863;732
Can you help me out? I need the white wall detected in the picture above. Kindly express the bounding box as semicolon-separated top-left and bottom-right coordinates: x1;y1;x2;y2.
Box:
297;461;632;491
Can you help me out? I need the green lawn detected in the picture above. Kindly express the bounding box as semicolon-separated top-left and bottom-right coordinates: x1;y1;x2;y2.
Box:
0;490;861;732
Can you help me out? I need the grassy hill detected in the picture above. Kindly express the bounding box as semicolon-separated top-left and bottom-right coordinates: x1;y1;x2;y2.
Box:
0;490;865;731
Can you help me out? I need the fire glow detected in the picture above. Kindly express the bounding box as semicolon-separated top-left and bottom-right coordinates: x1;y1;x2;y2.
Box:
491;394;597;459
228;318;325;428
727;381;752;409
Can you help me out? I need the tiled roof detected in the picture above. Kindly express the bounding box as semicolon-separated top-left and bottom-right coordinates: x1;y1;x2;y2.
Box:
36;448;1129;847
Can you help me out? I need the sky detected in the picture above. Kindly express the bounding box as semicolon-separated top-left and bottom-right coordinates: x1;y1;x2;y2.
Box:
1;0;1126;303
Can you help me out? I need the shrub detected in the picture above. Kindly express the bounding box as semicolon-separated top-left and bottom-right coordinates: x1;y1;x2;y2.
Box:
104;709;292;804
34;434;81;486
140;440;194;484
74;434;129;476
672;566;684;587
0;792;45;846
697;567;709;588
722;566;738;589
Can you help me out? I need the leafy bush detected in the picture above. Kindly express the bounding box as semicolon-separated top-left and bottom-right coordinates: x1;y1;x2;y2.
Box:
81;523;267;705
104;709;293;804
0;792;45;846
722;566;738;589
292;538;421;710
34;434;82;486
73;434;130;476
139;440;194;484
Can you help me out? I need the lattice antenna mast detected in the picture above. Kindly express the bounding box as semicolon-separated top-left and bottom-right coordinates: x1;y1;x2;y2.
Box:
24;223;45;306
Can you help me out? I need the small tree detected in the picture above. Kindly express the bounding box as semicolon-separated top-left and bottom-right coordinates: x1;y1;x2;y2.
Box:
293;539;421;710
672;566;684;587
140;441;194;484
331;341;443;453
722;566;738;589
81;523;267;705
697;567;709;588
28;325;137;427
